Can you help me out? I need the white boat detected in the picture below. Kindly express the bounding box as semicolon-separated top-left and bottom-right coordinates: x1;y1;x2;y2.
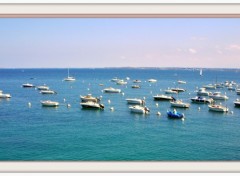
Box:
0;92;11;98
64;68;76;81
80;101;104;109
165;89;178;94
133;80;141;83
190;96;213;104
170;100;190;108
234;99;240;107
171;88;185;92
209;92;229;100
197;88;211;96
177;80;186;84
111;77;119;82
22;83;35;88
153;94;173;101
37;85;49;90
227;86;236;91
236;89;240;95
40;90;57;94
129;105;150;114
80;94;100;103
203;84;216;90
215;83;224;88
116;80;127;85
103;87;121;93
131;85;140;89
126;98;145;105
208;104;228;112
148;79;157;83
41;100;59;107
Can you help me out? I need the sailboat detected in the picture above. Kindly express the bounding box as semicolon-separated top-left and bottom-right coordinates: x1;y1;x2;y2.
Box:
64;68;76;81
200;69;203;76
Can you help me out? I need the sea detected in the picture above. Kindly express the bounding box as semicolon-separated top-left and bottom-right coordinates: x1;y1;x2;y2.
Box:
0;68;240;161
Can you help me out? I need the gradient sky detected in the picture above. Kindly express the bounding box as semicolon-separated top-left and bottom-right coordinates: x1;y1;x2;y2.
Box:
1;18;240;68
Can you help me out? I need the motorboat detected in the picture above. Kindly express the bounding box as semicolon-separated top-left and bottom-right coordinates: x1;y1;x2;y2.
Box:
208;104;228;112
190;96;213;104
165;89;178;94
131;85;140;89
103;87;121;93
22;83;35;88
129;105;150;114
64;68;76;81
236;89;240;95
80;101;104;109
167;109;184;119
203;84;216;89
227;86;236;91
111;77;119;82
234;99;240;107
116;80;127;85
171;88;185;92
37;85;50;90
197;88;211;96
80;94;100;103
170;100;190;108
209;92;229;100
148;79;157;83
177;80;186;84
126;98;145;105
40;90;57;94
0;92;11;98
215;83;224;88
41;100;59;107
133;80;141;83
153;94;173;101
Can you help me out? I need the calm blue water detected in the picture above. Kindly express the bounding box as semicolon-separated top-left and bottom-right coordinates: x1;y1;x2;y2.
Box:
0;68;240;161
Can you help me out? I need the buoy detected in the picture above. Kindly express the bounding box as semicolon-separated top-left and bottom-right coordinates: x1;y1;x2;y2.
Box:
122;92;125;96
182;118;185;121
100;96;103;99
231;111;234;114
87;88;90;91
156;103;159;107
110;107;114;111
63;98;66;102
28;102;31;107
150;91;152;94
198;107;201;111
108;100;111;104
189;93;191;95
157;111;161;116
143;97;146;100
67;104;71;108
160;89;162;91
101;90;103;93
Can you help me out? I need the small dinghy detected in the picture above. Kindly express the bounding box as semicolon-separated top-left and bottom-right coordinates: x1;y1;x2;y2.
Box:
153;94;173;101
22;83;35;88
126;98;145;105
103;87;121;93
167;109;184;119
131;85;140;89
37;85;50;90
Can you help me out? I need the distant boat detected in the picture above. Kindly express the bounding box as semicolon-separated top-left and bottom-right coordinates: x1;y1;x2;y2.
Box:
22;83;35;88
208;104;228;112
234;99;240;107
177;80;187;84
40;90;57;94
41;100;59;107
133;80;141;83
190;96;213;104
153;94;173;101
0;91;11;98
209;92;229;100
197;88;211;96
80;94;100;103
80;101;104;110
103;87;121;93
167;110;184;119
116;80;127;85
126;98;145;105
129;105;150;114
64;68;76;81
37;85;49;90
171;88;185;93
165;89;178;94
148;79;157;83
200;69;203;76
170;100;190;108
131;85;140;89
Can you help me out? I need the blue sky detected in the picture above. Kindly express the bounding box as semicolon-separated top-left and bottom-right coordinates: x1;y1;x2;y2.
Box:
1;18;240;68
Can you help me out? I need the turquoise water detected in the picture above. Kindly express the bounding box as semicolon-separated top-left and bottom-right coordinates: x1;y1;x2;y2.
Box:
0;68;240;161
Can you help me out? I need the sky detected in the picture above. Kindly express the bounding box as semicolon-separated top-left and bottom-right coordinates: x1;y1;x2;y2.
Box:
0;18;240;68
